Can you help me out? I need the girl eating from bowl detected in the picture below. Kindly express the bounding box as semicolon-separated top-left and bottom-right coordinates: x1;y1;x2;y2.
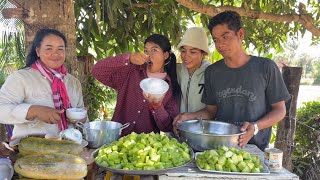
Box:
91;34;180;136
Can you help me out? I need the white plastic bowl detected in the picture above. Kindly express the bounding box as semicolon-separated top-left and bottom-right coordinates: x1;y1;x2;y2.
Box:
0;158;13;180
59;128;83;144
66;108;87;120
140;78;169;99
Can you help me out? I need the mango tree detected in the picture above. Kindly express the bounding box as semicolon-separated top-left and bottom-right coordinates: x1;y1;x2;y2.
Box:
1;0;320;172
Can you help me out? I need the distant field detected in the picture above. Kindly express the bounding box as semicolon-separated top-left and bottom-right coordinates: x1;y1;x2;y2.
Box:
297;85;320;108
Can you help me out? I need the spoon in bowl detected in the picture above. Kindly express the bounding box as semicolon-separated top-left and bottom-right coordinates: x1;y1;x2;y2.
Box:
198;116;205;133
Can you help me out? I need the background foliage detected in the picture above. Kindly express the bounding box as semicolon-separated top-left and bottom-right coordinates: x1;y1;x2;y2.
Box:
74;0;320;59
83;75;117;120
72;0;320;120
0;1;25;86
293;100;320;179
75;0;188;59
273;40;320;85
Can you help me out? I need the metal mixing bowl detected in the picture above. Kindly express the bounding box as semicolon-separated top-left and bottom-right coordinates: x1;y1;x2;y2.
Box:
177;119;245;151
77;121;129;148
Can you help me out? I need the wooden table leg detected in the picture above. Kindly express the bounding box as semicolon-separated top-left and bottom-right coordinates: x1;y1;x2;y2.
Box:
104;171;141;180
133;175;141;180
124;175;141;180
86;162;98;180
104;171;113;180
123;175;131;180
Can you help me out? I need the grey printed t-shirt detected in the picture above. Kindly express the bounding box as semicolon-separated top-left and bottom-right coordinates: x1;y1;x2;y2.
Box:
202;56;290;150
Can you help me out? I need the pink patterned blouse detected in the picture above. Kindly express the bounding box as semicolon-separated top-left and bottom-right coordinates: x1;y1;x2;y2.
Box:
91;54;179;136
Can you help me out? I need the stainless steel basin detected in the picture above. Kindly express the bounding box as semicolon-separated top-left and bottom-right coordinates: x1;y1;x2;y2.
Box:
177;120;245;151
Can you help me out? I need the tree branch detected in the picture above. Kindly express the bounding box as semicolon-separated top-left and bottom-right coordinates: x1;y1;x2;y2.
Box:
176;0;320;37
1;0;24;19
1;8;24;19
8;0;22;8
132;2;158;8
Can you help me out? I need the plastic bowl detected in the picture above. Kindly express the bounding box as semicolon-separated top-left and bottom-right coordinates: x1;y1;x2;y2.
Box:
66;108;87;120
140;78;169;99
0;158;13;180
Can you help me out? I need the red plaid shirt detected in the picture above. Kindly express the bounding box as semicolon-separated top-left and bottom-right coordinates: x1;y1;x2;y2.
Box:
91;54;179;136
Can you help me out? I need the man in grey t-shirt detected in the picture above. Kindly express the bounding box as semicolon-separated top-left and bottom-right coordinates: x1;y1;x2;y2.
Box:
173;11;290;150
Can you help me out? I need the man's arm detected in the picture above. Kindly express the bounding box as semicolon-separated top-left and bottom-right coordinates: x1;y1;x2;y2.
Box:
173;104;218;127
238;100;286;147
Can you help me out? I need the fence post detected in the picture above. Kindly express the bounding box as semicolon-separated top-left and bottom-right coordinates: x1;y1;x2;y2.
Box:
275;66;302;171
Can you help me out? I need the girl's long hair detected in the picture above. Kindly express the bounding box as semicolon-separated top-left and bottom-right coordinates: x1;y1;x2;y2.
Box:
144;34;181;100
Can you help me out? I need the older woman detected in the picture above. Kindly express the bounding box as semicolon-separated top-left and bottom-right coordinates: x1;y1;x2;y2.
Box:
0;28;85;138
91;34;180;136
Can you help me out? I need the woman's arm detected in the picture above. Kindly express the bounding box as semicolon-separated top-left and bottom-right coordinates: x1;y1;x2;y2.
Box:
150;96;180;132
0;72;36;124
91;53;133;90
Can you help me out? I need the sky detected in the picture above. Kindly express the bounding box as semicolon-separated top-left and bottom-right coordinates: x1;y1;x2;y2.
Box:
295;32;320;58
295;0;320;58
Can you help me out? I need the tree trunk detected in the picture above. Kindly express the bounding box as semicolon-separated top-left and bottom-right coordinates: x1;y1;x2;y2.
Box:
77;55;95;84
2;0;79;76
0;124;7;142
275;66;302;171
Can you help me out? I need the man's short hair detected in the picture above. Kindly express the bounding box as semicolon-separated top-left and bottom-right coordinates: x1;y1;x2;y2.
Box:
208;11;243;33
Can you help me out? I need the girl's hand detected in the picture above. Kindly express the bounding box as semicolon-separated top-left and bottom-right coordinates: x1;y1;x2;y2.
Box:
143;92;165;107
129;52;150;65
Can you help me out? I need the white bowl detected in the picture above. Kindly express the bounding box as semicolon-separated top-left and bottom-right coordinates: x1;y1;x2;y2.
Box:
66;108;87;120
140;78;169;99
59;128;83;144
0;158;13;180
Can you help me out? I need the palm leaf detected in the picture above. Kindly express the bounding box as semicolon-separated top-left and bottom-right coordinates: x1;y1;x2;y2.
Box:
0;0;25;75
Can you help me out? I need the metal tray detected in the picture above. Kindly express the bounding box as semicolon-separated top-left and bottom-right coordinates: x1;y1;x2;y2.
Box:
195;152;270;175
92;146;194;175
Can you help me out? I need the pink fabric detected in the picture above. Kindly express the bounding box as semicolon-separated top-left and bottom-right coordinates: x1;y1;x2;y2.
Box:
91;54;179;136
147;71;167;79
31;60;70;131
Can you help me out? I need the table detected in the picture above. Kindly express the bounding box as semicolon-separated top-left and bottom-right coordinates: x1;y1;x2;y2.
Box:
3;141;298;180
158;162;298;180
0;131;300;180
158;145;299;180
96;144;299;180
